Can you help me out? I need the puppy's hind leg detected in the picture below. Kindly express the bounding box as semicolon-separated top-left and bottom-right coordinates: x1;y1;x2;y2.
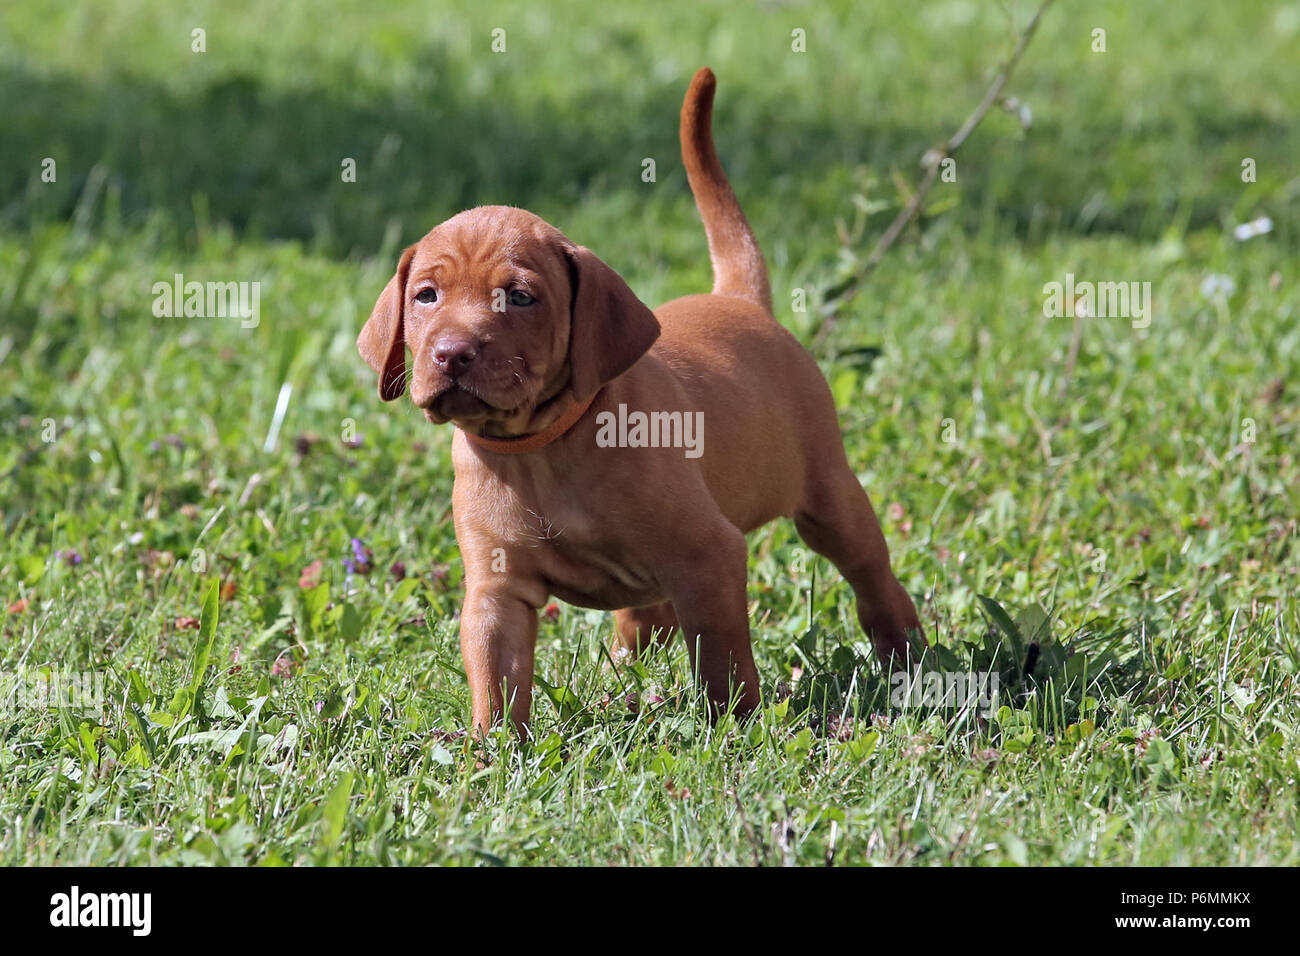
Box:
613;601;679;658
663;522;762;719
793;465;925;669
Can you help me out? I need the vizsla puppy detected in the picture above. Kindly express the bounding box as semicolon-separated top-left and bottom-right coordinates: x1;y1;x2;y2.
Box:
358;68;923;736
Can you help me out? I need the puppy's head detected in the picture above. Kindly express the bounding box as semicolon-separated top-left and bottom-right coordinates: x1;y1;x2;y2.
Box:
357;206;660;435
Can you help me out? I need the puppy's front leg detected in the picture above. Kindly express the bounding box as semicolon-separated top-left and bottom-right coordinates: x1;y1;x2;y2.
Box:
459;585;538;737
665;524;762;719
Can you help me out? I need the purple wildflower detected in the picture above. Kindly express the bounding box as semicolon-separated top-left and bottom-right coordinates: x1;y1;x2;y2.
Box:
344;537;373;575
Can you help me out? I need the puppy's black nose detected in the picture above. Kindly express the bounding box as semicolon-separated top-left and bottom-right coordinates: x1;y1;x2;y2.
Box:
433;338;478;378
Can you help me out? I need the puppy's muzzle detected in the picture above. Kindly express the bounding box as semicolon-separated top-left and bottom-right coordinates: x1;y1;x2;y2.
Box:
433;337;479;379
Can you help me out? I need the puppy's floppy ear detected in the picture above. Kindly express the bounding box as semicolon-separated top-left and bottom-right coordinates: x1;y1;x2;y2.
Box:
563;244;660;399
357;244;417;401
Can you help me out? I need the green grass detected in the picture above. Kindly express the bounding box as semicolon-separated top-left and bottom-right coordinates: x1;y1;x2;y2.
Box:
1;0;1298;865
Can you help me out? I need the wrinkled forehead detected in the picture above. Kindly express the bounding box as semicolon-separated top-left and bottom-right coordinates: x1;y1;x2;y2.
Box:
411;208;571;288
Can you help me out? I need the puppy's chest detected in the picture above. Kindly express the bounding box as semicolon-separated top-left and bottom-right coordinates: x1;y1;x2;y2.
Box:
473;484;662;609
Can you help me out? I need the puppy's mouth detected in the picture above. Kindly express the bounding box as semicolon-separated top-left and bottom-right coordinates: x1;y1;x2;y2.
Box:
422;381;531;427
426;385;491;421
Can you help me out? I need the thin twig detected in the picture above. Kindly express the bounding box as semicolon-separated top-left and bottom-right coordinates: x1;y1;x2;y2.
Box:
817;0;1055;330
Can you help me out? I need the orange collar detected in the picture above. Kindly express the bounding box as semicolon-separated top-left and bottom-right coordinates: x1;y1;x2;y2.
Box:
462;391;597;455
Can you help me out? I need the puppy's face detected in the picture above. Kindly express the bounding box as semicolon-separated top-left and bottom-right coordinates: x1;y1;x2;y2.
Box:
358;206;661;436
406;208;575;431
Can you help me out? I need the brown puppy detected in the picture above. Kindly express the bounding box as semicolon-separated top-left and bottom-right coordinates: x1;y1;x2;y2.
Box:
359;68;924;735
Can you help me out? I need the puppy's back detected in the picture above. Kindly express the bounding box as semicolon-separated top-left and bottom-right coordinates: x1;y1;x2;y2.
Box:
650;293;848;530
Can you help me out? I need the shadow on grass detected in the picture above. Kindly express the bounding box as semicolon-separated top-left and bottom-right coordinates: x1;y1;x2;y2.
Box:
787;608;1145;739
1;50;1292;257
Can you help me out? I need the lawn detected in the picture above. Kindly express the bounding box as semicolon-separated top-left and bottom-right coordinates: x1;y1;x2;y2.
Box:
1;0;1297;865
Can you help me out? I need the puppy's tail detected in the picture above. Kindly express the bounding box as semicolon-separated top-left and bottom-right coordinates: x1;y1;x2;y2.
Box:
680;67;772;314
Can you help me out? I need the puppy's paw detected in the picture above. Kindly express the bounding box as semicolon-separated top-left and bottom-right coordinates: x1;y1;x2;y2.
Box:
864;584;926;671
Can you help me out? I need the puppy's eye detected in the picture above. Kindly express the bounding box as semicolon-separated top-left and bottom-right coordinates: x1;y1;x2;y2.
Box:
414;288;438;304
508;290;536;307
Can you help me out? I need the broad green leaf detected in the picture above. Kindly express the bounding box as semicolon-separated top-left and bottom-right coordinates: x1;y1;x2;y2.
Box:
841;729;880;761
320;774;354;851
181;578;221;721
337;602;363;642
18;554;46;585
